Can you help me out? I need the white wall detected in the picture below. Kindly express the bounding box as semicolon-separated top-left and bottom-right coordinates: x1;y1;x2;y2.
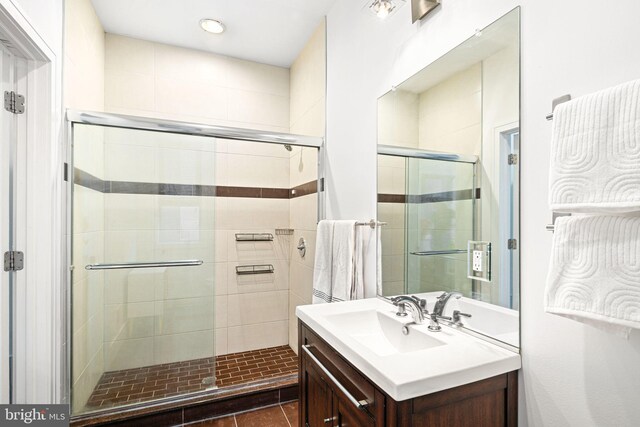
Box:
326;1;640;426
288;20;325;352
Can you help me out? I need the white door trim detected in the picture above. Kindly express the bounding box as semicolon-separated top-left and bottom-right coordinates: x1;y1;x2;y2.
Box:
0;0;64;404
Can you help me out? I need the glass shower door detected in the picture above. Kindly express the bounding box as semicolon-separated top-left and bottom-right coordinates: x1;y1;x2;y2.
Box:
71;124;216;414
405;157;475;295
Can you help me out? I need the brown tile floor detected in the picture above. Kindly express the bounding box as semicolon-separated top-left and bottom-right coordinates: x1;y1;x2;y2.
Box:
192;401;298;427
86;345;298;410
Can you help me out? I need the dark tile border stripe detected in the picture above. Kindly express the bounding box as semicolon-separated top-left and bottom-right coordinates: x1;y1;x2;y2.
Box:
378;194;407;203
74;168;317;200
290;180;317;199
378;188;480;204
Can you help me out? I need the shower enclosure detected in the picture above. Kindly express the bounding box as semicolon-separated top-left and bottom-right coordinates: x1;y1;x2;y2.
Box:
68;111;322;415
377;140;520;307
377;145;478;296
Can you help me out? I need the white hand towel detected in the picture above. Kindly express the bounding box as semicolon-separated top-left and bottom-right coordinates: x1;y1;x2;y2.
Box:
545;215;640;338
312;220;364;303
549;79;640;213
331;221;357;302
312;220;335;304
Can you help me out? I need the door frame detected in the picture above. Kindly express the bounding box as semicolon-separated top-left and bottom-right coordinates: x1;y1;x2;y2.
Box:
0;0;63;404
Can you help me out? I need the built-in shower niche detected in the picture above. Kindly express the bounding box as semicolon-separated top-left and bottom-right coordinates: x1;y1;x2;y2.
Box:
70;119;320;415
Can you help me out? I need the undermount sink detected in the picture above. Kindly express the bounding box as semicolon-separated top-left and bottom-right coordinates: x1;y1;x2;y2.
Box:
324;309;445;356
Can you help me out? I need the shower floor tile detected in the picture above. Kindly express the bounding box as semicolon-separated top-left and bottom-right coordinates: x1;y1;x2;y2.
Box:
86;345;298;411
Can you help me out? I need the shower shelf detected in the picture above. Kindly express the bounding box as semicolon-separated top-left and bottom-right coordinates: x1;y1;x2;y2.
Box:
235;233;274;242
236;264;275;275
410;249;467;256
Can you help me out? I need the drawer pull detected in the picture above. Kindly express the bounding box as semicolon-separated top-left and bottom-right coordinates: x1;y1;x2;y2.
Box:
302;345;370;412
323;417;334;424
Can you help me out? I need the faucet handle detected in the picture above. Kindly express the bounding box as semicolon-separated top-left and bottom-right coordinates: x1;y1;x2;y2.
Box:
452;310;472;326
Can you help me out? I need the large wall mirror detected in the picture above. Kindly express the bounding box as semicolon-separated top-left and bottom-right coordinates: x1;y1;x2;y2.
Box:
376;8;520;348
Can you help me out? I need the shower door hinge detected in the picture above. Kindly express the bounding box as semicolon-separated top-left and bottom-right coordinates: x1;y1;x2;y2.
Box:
4;91;24;114
507;239;518;250
4;251;24;271
508;154;518;165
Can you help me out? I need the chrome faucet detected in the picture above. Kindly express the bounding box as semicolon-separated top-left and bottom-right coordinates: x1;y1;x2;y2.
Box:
433;291;462;317
391;295;449;331
391;295;426;324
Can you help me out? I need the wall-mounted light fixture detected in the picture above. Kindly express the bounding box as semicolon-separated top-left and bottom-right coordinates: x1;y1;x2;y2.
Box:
411;0;440;23
364;0;406;20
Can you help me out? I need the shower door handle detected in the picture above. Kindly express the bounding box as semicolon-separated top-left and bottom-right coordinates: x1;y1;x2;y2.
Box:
85;260;203;270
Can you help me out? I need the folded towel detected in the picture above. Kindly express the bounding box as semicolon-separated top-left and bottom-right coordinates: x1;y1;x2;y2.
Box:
545;215;640;338
549;79;640;213
312;220;335;303
312;220;365;304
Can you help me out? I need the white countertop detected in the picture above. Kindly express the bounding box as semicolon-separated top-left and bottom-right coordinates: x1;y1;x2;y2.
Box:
296;297;521;401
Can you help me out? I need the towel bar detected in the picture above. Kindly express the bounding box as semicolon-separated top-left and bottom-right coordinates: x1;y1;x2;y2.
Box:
546;94;571;120
546;212;571;232
356;219;388;229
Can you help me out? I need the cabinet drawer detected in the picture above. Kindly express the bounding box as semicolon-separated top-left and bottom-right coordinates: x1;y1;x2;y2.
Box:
301;323;381;421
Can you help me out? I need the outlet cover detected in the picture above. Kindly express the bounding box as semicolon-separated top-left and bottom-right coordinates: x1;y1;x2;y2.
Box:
468;241;492;282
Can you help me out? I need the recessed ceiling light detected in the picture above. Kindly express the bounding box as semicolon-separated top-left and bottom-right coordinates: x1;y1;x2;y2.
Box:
200;19;225;34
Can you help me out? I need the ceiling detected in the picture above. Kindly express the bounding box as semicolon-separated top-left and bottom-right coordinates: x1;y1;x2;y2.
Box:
91;0;338;68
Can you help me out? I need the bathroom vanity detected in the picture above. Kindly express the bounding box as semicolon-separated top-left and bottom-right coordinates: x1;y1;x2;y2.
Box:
296;298;520;427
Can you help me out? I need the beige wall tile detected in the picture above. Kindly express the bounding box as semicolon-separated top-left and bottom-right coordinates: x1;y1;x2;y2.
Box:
156;262;215;300
155;77;228;120
227;321;288;353
227;290;288;327
105;194;155;231
104;143;156;182
154;42;229;86
104;302;155;341
227;89;289;128
156;148;216;185
105;34;155;75
226;153;289;188
153;330;214;365
105;71;155;111
215;328;228;356
104;337;154;371
226;57;290;97
154;297;214;335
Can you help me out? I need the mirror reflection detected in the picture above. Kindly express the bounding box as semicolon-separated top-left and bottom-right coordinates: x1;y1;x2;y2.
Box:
377;8;520;347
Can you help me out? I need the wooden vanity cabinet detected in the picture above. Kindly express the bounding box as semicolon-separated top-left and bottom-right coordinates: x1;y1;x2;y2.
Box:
298;321;518;427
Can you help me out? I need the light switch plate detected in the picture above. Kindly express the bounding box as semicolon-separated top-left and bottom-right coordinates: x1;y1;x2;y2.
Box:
468;241;491;282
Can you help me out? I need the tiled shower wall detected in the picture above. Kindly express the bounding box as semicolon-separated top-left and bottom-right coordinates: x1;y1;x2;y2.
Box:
99;129;292;371
64;0;106;410
102;33;302;366
288;21;326;352
104;34;290;133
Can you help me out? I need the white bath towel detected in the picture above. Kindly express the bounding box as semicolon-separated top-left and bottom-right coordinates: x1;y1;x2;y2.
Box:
545;215;640;338
549;79;640;213
312;220;365;304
